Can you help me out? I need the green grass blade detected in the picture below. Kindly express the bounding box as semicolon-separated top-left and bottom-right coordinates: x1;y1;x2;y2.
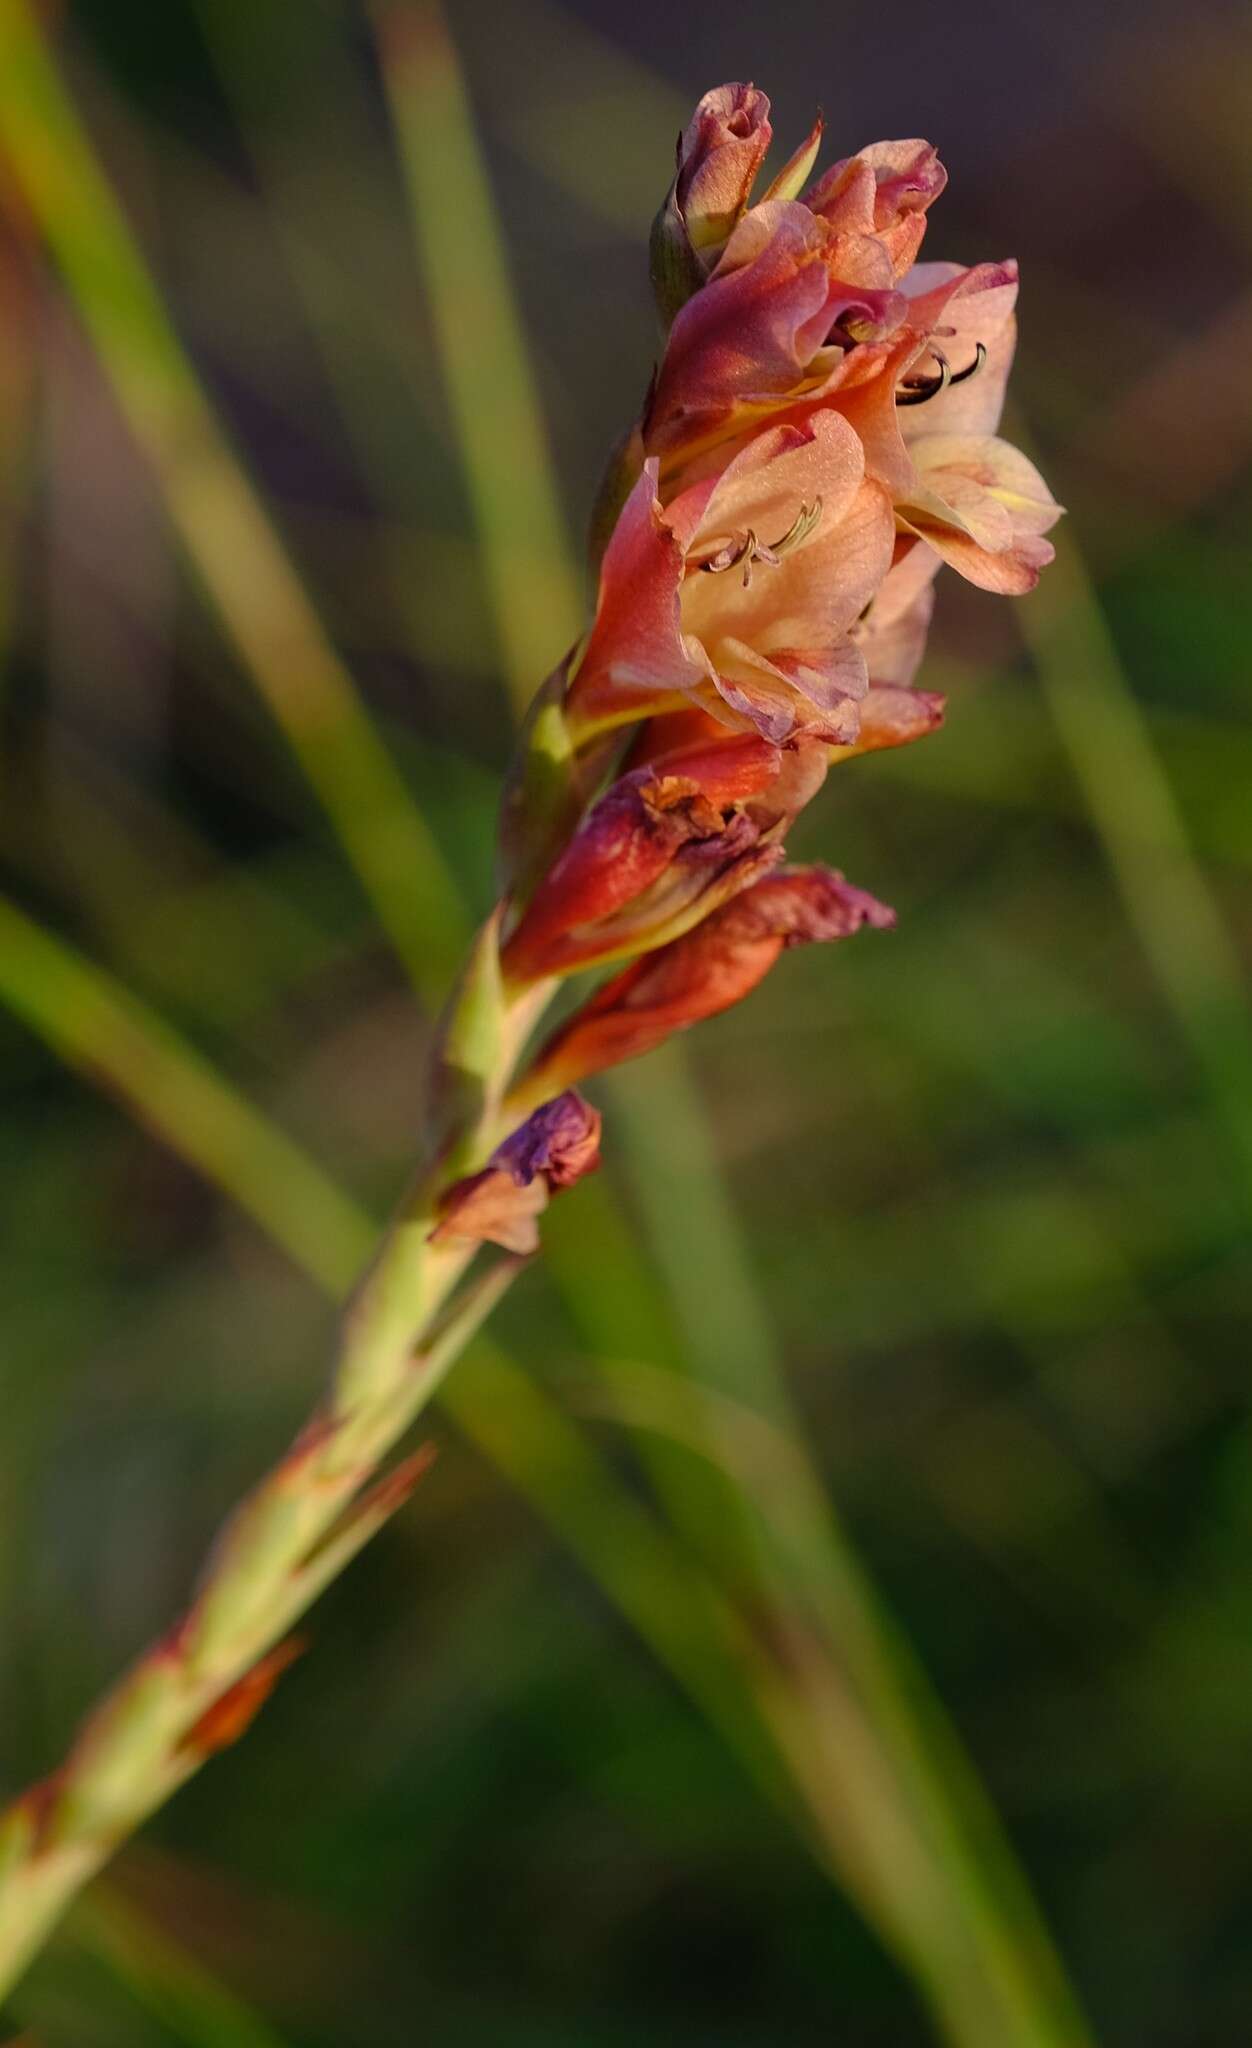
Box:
0;890;372;1291
0;0;462;999
1018;513;1252;1207
69;1890;291;2048
373;0;586;718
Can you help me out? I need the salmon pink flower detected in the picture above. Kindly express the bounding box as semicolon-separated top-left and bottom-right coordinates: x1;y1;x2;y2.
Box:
567;408;894;747
828;260;1063;592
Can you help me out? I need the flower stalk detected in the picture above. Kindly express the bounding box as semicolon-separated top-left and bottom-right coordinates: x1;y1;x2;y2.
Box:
0;71;1062;2013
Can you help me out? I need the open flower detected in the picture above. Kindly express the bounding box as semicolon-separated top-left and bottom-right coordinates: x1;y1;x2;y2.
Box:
567;408;894;747
827;261;1063;591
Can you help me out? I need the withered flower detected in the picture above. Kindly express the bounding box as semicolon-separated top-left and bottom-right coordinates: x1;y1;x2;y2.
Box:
431;1092;602;1255
519;866;894;1093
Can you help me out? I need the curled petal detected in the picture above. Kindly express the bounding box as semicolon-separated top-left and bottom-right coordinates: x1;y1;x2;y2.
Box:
713;637;867;745
522;865;894;1091
831;683;946;760
808;140;947;276
627;714;831;832
432;1093;601;1254
900;433;1063;592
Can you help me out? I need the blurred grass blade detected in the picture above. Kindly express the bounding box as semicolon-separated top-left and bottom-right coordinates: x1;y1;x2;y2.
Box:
460;0;690;241
1017;510;1252;1205
0;0;462;999
441;1342;794;1822
603;1061;1094;2045
372;0;586;717
577;1356;1095;2047
0;891;372;1291
70;1889;290;2048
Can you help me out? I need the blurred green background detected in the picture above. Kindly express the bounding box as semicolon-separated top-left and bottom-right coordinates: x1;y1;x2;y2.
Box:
2;0;1250;2042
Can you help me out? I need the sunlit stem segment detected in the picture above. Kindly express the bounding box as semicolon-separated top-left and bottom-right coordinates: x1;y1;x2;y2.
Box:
0;912;558;2000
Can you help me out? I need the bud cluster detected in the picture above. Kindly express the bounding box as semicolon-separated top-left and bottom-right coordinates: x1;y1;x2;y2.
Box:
433;84;1060;1252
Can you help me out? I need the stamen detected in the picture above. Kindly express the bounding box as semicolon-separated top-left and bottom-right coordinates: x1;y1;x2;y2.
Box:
946;340;987;387
896;347;950;407
766;496;823;557
696;497;823;585
896;341;986;408
699;534;755;577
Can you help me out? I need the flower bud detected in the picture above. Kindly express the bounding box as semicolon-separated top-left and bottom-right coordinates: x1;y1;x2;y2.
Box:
520;865;893;1092
651;84;772;326
431;1092;601;1255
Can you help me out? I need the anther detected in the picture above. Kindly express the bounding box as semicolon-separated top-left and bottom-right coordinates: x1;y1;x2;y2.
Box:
767;497;823;557
896;348;951;407
946;340;987;387
698;497;823;587
896;341;986;408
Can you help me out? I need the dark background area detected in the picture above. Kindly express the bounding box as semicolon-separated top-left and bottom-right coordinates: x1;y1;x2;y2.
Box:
2;1;1250;2041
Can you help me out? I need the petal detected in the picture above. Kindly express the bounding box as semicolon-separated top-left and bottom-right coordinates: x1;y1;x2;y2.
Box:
809;141;946;276
713;636;867;744
523;866;893;1090
917;432;1065;536
688;406;866;555
570;458;704;728
899;261;1020;437
854;552;939;686
831;683;946;758
903;524;1055;594
431;1093;602;1252
647;202;905;460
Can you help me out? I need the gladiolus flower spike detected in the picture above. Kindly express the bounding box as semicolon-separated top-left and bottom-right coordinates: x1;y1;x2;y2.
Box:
489;84;1059;1243
0;82;1059;1996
